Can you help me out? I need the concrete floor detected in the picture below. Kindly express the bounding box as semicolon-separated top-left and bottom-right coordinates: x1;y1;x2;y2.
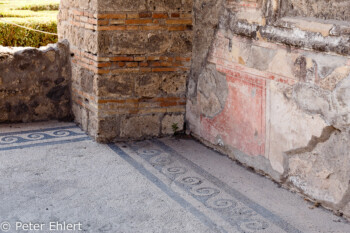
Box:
0;122;349;233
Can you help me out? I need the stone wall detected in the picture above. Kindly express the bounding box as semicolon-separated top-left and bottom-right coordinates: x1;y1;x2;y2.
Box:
57;0;350;219
187;0;350;218
0;41;72;123
58;0;192;142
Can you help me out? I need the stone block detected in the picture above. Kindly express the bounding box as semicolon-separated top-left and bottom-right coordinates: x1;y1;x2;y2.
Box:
72;103;83;127
98;74;135;98
83;30;98;54
147;0;182;11
81;69;95;94
281;0;350;21
161;114;184;135
98;116;121;142
81;107;89;132
88;115;99;139
135;73;161;98
168;32;193;55
121;115;160;138
99;31;169;55
98;0;147;12
160;72;187;96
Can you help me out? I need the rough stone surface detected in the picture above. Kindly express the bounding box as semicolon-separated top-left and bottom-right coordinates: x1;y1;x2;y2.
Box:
6;0;349;222
58;0;192;142
197;64;228;118
120;114;160;139
288;129;350;206
268;82;328;175
0;41;72;123
281;0;350;21
186;0;350;219
161;114;184;135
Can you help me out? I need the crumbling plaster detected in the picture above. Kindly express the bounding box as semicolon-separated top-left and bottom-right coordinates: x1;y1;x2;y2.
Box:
4;0;348;220
186;0;350;219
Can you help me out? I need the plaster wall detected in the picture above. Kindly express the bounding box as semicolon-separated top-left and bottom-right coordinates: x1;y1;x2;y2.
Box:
186;0;350;218
57;0;350;219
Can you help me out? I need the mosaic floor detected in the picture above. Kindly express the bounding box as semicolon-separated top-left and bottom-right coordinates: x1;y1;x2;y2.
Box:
0;122;349;233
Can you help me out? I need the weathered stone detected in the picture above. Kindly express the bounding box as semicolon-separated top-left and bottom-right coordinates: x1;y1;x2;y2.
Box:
168;32;193;55
45;50;56;63
59;0;193;142
281;0;350;21
161;114;184;135
135;74;161;98
83;30;98;54
280;17;334;37
160;73;187;96
293;76;350;129
236;8;265;25
246;45;277;71
98;0;146;12
344;202;350;218
319;66;350;91
0;41;71;123
332;75;350;128
98;116;120;142
55;0;350;220
288;129;350;208
197;63;228;118
121;115;160;139
100;31;171;55
72;104;83;128
46;85;69;102
228;38;251;65
268;82;328;174
268;49;295;79
292;83;332;120
80;70;95;94
99;74;134;98
186;0;350;219
189;0;224;98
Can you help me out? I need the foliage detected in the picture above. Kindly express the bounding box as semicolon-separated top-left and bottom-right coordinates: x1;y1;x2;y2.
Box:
0;20;57;47
172;123;179;133
16;4;59;12
0;0;59;47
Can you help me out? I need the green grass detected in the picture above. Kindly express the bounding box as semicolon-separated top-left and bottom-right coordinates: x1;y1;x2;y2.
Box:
16;4;59;11
0;0;59;47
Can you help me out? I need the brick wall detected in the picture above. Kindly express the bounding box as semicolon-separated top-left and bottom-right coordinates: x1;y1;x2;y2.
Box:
58;0;99;138
57;0;350;219
58;0;193;142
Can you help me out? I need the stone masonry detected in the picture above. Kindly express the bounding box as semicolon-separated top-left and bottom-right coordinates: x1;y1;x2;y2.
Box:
56;0;350;220
0;41;71;123
58;0;192;142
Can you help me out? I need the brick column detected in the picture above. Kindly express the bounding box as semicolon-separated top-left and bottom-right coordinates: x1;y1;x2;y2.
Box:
58;0;193;142
58;0;99;137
